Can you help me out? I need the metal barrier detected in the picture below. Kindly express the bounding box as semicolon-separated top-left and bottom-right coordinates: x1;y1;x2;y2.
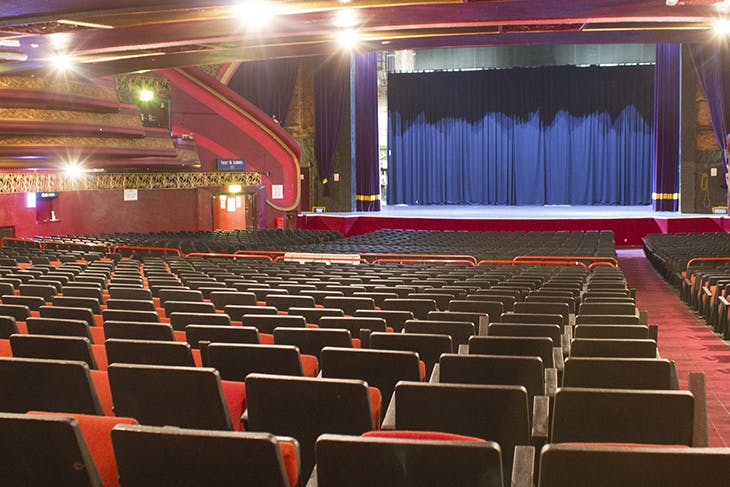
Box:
0;237;41;249
234;249;287;259
362;253;478;265
513;255;618;267
187;252;274;262
478;259;588;269
41;241;111;254
588;262;617;270
112;245;182;257
274;254;368;265
686;257;730;272
372;258;476;266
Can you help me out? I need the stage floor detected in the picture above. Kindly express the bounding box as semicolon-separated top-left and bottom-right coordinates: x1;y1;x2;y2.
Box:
306;205;721;220
298;205;730;246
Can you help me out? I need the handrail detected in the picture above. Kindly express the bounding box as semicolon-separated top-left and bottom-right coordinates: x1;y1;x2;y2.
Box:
477;259;518;266
41;240;111;254
513;255;618;267
588;262;617;270
0;237;41;249
372;258;475;266
478;259;588;268
233;249;287;258
686;257;730;272
113;245;182;256
362;253;478;265
274;255;369;264
187;252;274;262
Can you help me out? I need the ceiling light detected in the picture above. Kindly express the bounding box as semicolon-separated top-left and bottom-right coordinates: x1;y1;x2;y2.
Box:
337;29;360;49
232;0;275;30
0;52;27;61
48;32;71;50
0;39;20;48
139;89;154;102
714;18;730;35
665;0;679;6
334;9;359;28
715;1;730;11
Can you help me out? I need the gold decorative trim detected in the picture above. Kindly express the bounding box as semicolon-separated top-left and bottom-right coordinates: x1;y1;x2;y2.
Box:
0;108;142;128
0;135;173;151
356;194;380;201
0;76;117;102
0;171;260;194
198;64;223;78
651;192;679;200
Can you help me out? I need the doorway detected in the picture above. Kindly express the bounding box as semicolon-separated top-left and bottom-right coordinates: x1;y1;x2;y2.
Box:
212;192;256;231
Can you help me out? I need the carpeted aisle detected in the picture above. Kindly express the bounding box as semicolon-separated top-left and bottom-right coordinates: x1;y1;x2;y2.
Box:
617;248;730;447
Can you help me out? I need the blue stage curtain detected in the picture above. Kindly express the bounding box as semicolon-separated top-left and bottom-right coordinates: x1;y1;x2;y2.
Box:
228;58;300;123
354;52;381;211
652;44;681;212
314;54;350;196
387;65;654;206
689;43;730;170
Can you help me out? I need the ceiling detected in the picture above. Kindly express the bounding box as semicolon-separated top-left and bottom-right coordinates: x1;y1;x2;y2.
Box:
0;0;725;76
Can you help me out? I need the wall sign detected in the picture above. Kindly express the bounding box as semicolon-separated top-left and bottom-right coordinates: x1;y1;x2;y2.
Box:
217;158;247;171
124;189;138;201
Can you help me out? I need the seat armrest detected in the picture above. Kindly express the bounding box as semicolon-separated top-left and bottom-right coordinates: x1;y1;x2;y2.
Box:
689;371;708;447
531;395;550;442
720;296;730;307
478;321;489;336
703;286;712;297
639;310;648;325
510;446;535;487
429;363;440;383
552;347;564;372
241;409;248;430
669;360;680;390
544;368;558;396
458;344;469;355
306;466;318;487
359;328;372;348
381;393;396;430
684;278;692;287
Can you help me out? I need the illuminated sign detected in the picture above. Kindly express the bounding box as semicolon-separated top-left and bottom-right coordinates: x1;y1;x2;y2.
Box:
217;159;247;171
39;192;59;199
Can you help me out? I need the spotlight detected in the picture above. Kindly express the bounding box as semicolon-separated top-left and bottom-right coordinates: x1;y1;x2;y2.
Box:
232;0;275;30
665;0;678;6
714;18;730;35
64;162;85;179
51;53;74;71
48;32;71;50
139;89;154;102
334;9;359;28
337;29;360;50
228;184;242;194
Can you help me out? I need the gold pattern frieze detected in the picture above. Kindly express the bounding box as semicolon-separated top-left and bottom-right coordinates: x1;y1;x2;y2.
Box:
0;108;142;129
114;74;172;102
0;135;174;151
0;76;118;102
0;171;260;194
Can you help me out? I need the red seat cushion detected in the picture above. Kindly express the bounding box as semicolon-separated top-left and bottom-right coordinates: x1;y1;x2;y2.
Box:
368;386;382;430
192;349;202;367
29;411;138;487
89;326;106;344
278;439;300;487
0;339;11;357
16;322;28;334
91;344;108;371
221;380;246;431
301;354;318;377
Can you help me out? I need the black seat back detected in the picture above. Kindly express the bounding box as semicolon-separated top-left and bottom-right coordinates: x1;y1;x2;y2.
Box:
105;339;195;367
10;334;97;369
207;343;304;381
370;332;452;377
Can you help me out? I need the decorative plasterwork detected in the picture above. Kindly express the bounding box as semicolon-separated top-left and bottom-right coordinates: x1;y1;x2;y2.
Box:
0;76;118;101
114;73;172;102
0;108;141;128
0;171;260;193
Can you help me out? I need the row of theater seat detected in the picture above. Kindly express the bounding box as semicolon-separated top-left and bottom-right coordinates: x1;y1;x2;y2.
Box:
645;232;730;339
0;247;718;486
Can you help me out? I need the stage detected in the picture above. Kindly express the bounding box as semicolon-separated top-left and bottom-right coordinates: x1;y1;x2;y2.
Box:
297;205;730;246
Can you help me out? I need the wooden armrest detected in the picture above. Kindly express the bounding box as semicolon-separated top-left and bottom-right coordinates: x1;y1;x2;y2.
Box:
703;286;712;297
720;296;730;307
684;278;691;287
552;348;564;372
381;393;396;430
359;328;372;348
669;361;680;390
429;363;440;383
544;368;558;396
458;344;469;355
478;321;489;336
561;333;571;355
689;371;708;447
317;370;323;378
510;445;536;487
639;310;648;325
241;409;248;430
649;324;659;343
305;466;319;487
531;396;550;442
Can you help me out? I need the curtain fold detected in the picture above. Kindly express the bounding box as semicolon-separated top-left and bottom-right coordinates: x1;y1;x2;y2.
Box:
689;43;730;169
387;65;654;206
227;58;300;123
354;52;381;211
652;44;681;212
314;55;350;196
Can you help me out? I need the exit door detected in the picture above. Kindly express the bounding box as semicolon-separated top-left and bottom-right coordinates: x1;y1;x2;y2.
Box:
213;193;256;230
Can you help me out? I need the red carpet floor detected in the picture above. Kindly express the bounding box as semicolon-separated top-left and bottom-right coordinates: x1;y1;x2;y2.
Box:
618;248;730;447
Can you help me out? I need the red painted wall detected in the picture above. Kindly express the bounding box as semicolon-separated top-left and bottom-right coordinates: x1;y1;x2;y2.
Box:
0;188;214;238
